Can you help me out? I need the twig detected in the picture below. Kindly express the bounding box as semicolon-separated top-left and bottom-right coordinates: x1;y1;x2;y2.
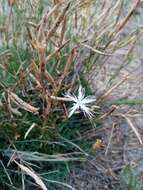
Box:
105;123;116;156
98;105;118;120
97;75;129;103
46;3;70;42
116;0;140;33
81;43;111;56
120;114;143;145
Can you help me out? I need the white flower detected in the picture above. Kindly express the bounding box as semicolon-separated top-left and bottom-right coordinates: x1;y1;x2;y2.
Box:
64;85;96;118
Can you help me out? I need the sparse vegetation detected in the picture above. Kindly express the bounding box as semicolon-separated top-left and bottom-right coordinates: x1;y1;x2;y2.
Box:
0;0;143;189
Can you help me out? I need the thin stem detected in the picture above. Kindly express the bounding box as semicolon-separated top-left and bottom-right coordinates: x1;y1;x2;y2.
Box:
50;96;72;102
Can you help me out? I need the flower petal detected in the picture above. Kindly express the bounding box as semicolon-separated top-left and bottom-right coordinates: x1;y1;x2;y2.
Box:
68;104;79;118
78;86;85;101
79;104;94;118
82;97;96;104
64;93;77;102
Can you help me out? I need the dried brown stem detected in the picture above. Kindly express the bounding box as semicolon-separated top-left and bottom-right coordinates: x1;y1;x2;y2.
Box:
46;3;70;42
116;0;140;33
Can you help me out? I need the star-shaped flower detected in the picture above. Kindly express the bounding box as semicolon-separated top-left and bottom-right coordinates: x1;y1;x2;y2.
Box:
64;85;96;118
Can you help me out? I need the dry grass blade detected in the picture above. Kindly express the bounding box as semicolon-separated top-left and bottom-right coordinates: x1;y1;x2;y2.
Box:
44;70;57;88
55;47;77;94
81;43;111;56
24;123;36;139
37;46;56;88
46;39;70;62
37;2;62;41
116;0;140;33
38;46;46;74
121;114;143;145
29;72;42;88
14;161;48;190
59;16;67;45
63;47;77;78
8;91;39;114
46;3;70;42
97;75;129;103
99;105;118;120
5;1;13;34
126;30;143;57
105;123;116;156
